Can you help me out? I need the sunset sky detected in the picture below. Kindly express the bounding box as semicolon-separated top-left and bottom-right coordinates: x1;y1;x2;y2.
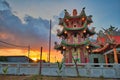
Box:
0;0;120;62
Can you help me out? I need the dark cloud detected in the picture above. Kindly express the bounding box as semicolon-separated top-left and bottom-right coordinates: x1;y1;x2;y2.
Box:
0;0;11;11
0;0;51;50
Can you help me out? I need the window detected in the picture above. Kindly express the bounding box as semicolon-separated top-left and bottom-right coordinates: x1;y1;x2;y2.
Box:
94;58;99;67
74;33;77;37
74;48;77;52
94;58;99;63
74;24;76;27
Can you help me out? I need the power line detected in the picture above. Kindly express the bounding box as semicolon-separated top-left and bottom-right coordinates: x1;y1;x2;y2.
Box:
0;40;28;48
0;40;31;63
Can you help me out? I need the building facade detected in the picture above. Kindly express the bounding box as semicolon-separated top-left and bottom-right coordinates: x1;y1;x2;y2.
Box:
54;8;95;63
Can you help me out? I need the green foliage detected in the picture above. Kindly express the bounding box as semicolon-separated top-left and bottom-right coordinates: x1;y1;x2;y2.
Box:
2;66;8;75
72;56;80;77
57;61;63;70
56;61;63;76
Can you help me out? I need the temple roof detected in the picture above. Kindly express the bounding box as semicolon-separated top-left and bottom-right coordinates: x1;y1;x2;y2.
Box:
54;39;90;51
91;35;120;53
63;20;87;31
64;7;86;19
79;7;86;17
59;8;93;26
57;20;95;37
97;36;120;44
61;39;90;47
92;43;109;53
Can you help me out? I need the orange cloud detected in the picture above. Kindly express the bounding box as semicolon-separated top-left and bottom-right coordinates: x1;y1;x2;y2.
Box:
0;33;15;40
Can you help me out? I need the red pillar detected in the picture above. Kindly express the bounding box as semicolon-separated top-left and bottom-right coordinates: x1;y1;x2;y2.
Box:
80;48;85;63
113;48;118;63
65;53;69;63
78;35;81;43
69;50;72;63
71;35;73;44
86;56;89;63
65;58;69;63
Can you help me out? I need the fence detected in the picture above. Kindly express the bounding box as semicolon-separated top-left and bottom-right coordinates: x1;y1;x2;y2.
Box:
0;62;120;78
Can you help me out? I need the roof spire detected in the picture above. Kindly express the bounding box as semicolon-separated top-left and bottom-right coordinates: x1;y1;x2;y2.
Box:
64;9;70;18
79;7;86;17
83;7;85;10
73;9;77;16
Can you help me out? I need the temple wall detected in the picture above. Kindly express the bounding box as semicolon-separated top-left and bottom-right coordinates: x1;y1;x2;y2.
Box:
89;54;105;63
108;54;114;63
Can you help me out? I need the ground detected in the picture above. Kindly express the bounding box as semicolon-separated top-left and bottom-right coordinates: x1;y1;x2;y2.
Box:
0;75;119;80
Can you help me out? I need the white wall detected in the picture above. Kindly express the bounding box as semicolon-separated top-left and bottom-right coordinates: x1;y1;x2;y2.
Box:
0;62;120;78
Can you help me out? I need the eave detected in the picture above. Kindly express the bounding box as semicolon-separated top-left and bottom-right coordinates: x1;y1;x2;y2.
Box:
61;39;90;47
63;21;87;31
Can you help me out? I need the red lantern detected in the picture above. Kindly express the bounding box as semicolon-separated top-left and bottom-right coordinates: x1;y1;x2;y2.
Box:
64;31;67;34
82;17;85;21
63;46;66;49
86;46;89;49
66;19;69;22
83;30;86;33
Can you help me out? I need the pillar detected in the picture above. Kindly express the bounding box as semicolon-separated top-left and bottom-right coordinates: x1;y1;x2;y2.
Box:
86;56;89;63
80;48;85;63
105;54;108;64
113;48;118;63
69;50;72;63
65;52;69;63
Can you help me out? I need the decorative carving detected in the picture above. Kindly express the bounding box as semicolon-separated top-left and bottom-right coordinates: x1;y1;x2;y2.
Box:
57;29;60;33
59;18;64;25
64;9;70;17
73;9;77;16
91;27;95;32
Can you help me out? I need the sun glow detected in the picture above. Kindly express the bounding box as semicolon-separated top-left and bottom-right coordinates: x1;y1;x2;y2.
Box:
0;48;63;63
32;58;38;62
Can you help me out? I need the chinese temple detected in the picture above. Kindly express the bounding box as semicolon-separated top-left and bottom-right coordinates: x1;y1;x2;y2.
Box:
90;26;120;64
54;7;95;63
54;8;120;64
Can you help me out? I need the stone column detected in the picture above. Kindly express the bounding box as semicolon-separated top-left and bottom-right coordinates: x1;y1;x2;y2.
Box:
113;48;118;63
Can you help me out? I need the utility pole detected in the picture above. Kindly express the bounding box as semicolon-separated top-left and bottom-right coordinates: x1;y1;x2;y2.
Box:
49;20;52;63
39;47;43;75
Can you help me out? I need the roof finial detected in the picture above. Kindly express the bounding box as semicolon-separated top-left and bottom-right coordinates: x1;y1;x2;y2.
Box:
83;7;86;10
73;9;77;16
64;9;70;17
